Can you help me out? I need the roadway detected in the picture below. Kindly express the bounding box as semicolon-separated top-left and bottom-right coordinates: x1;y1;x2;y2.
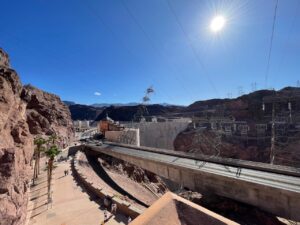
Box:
84;142;300;221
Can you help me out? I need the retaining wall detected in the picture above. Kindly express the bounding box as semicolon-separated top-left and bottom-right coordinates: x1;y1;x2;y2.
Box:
72;151;142;219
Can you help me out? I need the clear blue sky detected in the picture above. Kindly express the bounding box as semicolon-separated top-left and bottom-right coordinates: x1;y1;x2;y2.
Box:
1;0;299;105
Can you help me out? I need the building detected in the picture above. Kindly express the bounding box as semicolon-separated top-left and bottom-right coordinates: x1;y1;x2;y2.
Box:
98;114;124;134
73;120;91;132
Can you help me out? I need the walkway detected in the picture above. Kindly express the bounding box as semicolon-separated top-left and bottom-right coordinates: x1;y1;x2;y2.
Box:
27;159;126;225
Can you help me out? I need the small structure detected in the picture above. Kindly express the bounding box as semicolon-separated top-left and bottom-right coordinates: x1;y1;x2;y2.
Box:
237;124;249;140
130;192;238;225
223;123;233;137
73;120;91;132
98;114;124;134
256;123;267;144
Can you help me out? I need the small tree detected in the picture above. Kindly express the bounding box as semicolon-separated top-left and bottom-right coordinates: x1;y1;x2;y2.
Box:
33;137;46;185
45;145;61;202
48;134;58;145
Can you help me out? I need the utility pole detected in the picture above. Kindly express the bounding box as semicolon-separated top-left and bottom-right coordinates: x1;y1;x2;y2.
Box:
238;86;244;97
270;103;275;164
251;82;257;92
288;101;292;123
262;100;275;164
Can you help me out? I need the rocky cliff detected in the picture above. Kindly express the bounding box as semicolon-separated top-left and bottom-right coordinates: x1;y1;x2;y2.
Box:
174;88;300;167
0;48;74;225
22;85;74;145
0;53;33;225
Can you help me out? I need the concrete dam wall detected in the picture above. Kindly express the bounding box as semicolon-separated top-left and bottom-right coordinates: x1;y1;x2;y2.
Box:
123;120;191;150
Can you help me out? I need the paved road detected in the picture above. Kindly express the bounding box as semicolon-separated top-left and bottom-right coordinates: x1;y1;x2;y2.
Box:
89;143;300;193
27;159;126;225
86;143;300;221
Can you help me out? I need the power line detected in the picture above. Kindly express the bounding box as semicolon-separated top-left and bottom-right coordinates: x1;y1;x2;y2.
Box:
251;82;257;92
277;0;300;76
119;0;195;100
79;0;176;103
265;0;279;88
166;0;219;97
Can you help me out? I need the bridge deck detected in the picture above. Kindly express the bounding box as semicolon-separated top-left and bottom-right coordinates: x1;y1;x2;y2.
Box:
84;142;300;221
89;143;300;192
105;141;300;177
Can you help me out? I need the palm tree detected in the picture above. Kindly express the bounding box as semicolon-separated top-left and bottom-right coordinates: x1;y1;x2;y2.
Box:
45;145;61;202
33;137;46;185
48;134;58;145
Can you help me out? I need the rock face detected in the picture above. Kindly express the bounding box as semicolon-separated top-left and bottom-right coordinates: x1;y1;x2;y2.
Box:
99;153;168;195
0;49;33;225
0;48;74;225
22;85;74;145
174;88;300;167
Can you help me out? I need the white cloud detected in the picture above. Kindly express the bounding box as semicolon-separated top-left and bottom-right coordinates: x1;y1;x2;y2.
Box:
94;92;101;96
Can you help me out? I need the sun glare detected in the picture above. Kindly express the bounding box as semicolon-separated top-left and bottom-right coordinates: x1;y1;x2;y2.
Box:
210;16;226;32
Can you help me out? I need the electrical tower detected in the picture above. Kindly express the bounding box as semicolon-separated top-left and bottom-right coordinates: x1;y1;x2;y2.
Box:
118;86;155;145
133;86;155;122
251;82;257;92
238;86;244;96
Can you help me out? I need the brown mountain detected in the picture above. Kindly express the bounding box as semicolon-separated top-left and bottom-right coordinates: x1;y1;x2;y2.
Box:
94;104;184;122
0;48;74;225
69;104;104;121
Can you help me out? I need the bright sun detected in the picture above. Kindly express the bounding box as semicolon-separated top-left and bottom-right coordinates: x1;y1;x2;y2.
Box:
210;16;226;32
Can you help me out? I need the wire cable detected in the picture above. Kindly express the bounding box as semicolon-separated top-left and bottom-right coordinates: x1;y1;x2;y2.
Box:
79;0;176;104
120;0;197;101
166;0;219;97
277;0;300;76
265;0;279;88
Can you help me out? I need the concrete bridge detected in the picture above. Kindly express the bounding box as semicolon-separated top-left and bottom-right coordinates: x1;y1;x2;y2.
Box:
83;142;300;221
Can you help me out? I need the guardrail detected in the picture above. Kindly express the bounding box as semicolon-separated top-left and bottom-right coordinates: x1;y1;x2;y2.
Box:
102;141;300;177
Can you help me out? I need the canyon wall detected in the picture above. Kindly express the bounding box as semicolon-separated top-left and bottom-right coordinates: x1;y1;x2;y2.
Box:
0;48;74;225
22;85;74;146
0;51;33;225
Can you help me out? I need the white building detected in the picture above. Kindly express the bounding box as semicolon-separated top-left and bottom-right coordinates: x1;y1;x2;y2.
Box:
73;120;91;131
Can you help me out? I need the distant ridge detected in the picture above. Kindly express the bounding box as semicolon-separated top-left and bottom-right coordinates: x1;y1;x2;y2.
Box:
66;86;300;121
91;102;139;107
63;101;76;106
63;101;183;108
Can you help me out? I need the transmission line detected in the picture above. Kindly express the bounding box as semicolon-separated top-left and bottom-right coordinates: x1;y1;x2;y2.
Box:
166;0;219;97
120;0;198;100
79;0;177;103
277;0;300;76
265;0;279;88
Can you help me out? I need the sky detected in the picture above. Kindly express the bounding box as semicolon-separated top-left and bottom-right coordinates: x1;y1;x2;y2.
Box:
1;0;299;105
